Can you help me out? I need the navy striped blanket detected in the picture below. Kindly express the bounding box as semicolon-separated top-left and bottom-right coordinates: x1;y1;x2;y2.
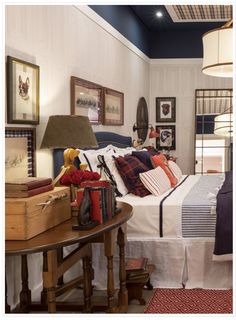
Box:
182;175;224;238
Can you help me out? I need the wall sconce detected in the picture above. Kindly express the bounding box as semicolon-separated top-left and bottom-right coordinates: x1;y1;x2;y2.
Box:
133;123;159;139
202;19;233;78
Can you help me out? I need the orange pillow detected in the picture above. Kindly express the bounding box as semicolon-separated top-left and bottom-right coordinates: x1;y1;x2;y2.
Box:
151;154;177;187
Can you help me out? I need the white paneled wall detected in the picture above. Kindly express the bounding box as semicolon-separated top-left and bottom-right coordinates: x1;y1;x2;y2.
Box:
149;59;232;174
5;5;233;177
5;5;150;178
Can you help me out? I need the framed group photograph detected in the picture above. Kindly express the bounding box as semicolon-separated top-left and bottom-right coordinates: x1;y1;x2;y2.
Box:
156;97;176;122
7;56;40;124
71;76;103;124
103;88;124;125
156;125;176;150
5;127;36;180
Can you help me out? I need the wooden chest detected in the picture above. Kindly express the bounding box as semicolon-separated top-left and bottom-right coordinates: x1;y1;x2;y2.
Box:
5;186;71;240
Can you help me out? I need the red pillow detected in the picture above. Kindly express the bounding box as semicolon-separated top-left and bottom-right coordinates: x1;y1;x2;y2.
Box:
151;155;177;187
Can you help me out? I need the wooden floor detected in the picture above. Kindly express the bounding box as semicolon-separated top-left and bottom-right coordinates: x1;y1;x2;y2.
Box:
53;287;154;314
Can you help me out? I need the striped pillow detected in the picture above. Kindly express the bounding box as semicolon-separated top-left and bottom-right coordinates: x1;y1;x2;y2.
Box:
139;167;171;196
151;154;177;187
168;160;182;182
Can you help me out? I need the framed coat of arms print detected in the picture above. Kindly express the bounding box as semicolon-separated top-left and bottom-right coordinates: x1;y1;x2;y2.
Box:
156;97;176;122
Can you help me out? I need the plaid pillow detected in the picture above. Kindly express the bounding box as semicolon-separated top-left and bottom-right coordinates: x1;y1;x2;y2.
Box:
114;155;150;197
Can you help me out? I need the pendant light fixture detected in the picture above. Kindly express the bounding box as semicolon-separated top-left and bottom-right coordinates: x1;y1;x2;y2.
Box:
202;19;233;78
214;107;233;137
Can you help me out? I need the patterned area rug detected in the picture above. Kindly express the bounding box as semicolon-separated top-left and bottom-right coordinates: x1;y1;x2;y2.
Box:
144;288;232;314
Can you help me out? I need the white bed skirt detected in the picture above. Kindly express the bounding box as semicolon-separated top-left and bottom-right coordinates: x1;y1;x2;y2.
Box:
6;238;232;309
91;237;232;290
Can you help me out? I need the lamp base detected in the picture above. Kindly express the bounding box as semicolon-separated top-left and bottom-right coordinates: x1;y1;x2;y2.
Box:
72;220;99;230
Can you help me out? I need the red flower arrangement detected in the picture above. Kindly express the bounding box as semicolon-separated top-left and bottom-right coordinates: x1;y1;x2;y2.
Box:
60;170;100;186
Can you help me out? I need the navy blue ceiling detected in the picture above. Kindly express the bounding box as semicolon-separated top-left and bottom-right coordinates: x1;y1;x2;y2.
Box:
89;5;224;58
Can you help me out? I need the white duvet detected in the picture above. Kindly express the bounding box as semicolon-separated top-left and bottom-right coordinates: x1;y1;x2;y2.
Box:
117;175;200;238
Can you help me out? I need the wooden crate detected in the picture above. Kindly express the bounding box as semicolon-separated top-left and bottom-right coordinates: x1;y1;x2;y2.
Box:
5;186;71;240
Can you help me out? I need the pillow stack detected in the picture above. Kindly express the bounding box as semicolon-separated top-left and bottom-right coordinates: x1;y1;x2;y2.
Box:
78;145;183;198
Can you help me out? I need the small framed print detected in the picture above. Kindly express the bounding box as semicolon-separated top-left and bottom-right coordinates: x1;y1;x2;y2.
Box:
5;127;36;180
156;97;176;122
70;76;103;124
7;56;40;124
103;88;124;125
156;125;176;150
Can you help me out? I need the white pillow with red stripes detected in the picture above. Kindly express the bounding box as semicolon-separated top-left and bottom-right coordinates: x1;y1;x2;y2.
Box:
168;160;182;182
139;166;171;196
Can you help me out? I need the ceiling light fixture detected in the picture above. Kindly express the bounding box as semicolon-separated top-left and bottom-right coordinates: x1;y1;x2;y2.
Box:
202;19;233;78
156;11;163;18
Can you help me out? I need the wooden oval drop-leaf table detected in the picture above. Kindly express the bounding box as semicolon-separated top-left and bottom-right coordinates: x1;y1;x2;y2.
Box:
5;202;133;313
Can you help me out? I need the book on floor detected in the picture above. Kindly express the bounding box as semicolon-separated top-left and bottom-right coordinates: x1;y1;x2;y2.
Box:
126;257;148;273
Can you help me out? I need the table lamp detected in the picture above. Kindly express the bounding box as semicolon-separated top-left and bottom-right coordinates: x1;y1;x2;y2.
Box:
40;115;98;185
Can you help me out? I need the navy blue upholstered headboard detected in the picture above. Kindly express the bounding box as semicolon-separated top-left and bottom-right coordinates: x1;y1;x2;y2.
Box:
53;131;132;178
95;131;132;148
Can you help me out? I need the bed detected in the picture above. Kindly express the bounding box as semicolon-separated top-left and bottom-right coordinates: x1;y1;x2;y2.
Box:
87;132;232;290
6;131;232;309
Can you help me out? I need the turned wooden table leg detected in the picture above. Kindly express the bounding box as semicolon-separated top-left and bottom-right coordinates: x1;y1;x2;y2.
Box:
88;255;94;296
82;255;92;312
47;287;56;313
43;250;58;313
5;274;10;313
41;252;48;305
57;247;64;286
20;255;31;310
117;227;128;311
104;231;115;312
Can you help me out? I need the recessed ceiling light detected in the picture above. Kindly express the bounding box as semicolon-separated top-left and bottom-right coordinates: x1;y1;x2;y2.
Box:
156;11;163;18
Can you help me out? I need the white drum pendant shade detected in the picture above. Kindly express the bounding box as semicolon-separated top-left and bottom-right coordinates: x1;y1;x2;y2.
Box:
214;112;233;137
202;22;233;78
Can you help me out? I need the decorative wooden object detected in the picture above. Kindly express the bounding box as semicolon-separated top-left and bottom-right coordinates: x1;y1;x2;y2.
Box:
5;186;71;240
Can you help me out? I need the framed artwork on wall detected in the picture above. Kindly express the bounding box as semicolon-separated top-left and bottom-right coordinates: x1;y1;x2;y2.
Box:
156;97;176;122
103;88;124;125
70;76;103;124
156;125;176;150
5;127;36;180
7;56;40;125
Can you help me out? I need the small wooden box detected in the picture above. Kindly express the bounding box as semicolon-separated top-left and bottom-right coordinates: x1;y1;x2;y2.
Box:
5;186;71;240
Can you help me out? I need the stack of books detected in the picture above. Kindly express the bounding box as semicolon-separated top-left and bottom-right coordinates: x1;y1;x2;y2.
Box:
126;257;148;273
79;180;116;224
5;177;54;198
126;257;149;282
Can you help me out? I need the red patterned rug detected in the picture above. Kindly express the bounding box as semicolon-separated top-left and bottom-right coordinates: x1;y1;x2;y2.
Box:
144;288;232;314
